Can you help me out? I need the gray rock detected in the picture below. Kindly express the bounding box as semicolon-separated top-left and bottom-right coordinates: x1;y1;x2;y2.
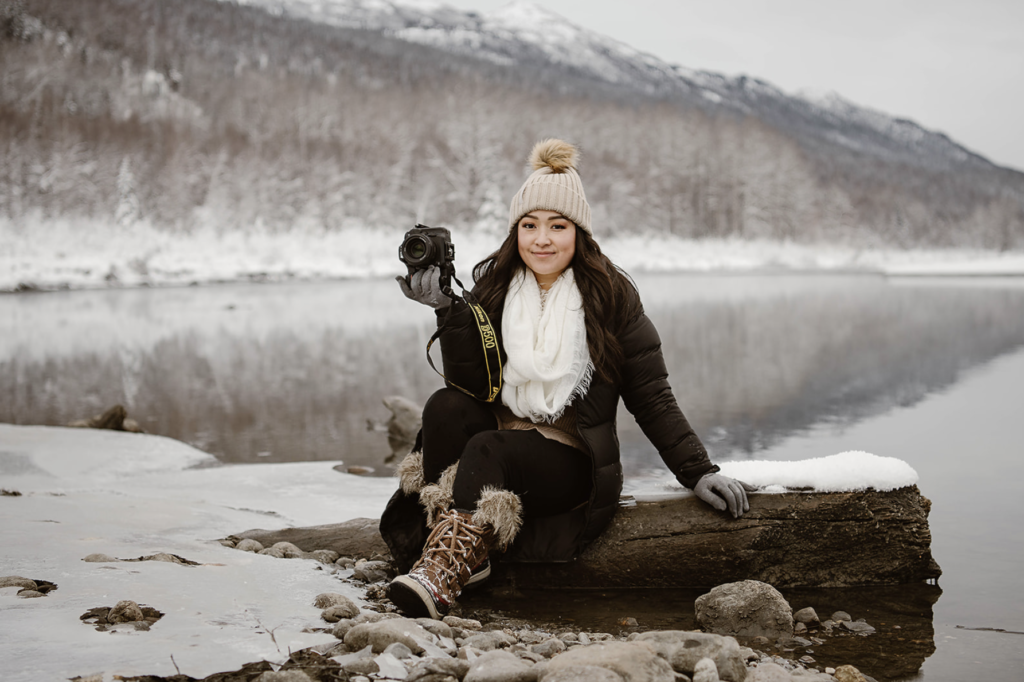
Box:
517;630;547;645
340;659;380;676
541;665;624;682
833;665;866;682
443;615;482;630
839;621;876;635
331;644;374;666
309;549;340;564
792;608;819;626
17;590;45;598
384;642;415;659
830;611;852;623
631;632;746;682
353;560;393;583
344;618;436;654
745;662;793;682
333;619;356;639
0;576;38;589
793;623;806;634
463;630;516;651
314;592;358;611
557;633;579;644
323;604;360;622
256;671;313;682
577;633;591;646
695;581;794;640
82;553;118;563
406;657;470;682
517;650;546;664
108;600;145;623
531;638;567;658
693;658;720;682
543;641;675;682
259;547;287;558
459;646;485;661
271;541;304;558
464;650;537;682
415;617;454;640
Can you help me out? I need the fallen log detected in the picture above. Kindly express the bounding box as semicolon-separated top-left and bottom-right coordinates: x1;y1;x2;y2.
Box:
232;486;940;589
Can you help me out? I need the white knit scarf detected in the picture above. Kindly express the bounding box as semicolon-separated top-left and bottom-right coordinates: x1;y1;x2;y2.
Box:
501;268;593;423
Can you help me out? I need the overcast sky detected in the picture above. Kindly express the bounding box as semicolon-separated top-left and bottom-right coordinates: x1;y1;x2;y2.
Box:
442;0;1024;172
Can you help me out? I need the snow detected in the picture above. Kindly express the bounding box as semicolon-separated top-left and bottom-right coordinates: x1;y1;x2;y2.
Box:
4;215;1023;293
1;420;922;680
628;451;918;501
0;423;396;682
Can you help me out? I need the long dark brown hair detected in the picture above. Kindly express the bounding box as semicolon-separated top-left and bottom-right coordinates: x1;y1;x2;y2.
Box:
472;227;638;385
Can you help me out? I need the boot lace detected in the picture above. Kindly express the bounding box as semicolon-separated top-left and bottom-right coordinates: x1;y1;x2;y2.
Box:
419;511;487;587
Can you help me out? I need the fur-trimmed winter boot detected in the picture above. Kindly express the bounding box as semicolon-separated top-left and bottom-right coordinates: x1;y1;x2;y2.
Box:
388;487;522;619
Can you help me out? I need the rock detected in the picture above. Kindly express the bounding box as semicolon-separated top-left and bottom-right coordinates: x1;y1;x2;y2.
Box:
0;577;37;590
259;547;287;558
271;541;304;558
531;638;567;658
323;604;360;622
557;633;579;644
406;657;470;682
792;608;819;626
833;665;865;682
577;633;591;646
82;553;118;563
517;630;547;645
463;630;516;651
840;621;876;635
693;658;720;682
314;592;359;612
345;466;375;475
352;560;392;583
235;518;390;560
695;581;794;640
383;641;414;659
332;619;356;639
444;615;483;630
793;623;806;634
459;646;485;660
330;644;374;666
631;632;746;682
107;600;145;623
235;539;264;553
344;618;436;654
831;611;852;623
745;662;793;682
309;549;340;564
542;665;624;682
340;658;380;676
17;590;45;598
415;617;453;640
464;650;536;682
382;395;423;463
544;640;676;682
618;617;639;628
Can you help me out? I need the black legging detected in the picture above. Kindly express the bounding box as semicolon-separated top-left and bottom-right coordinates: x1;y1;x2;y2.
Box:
421;388;592;518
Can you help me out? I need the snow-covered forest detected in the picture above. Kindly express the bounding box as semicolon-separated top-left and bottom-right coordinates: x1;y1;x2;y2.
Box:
2;0;1023;290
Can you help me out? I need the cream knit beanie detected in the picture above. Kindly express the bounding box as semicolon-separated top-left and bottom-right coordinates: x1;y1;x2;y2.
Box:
508;139;592;236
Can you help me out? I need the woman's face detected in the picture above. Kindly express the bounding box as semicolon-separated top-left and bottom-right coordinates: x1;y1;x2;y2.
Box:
517;210;577;289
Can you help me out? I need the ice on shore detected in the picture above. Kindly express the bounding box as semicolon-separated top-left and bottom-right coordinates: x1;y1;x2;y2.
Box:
1;424;916;680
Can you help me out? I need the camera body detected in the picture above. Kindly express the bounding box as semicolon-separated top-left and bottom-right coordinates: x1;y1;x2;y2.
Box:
399;224;456;294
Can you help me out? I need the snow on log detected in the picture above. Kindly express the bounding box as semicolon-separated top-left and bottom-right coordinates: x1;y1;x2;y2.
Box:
233;485;940;589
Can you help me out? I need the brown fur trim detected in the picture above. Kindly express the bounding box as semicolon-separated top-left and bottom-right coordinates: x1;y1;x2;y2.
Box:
472;486;523;551
419;463;458;528
397;450;425;495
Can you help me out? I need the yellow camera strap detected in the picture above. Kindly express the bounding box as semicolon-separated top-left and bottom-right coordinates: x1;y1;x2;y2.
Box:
425;283;503;403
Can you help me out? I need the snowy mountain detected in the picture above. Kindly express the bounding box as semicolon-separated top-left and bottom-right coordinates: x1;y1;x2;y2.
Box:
237;0;993;173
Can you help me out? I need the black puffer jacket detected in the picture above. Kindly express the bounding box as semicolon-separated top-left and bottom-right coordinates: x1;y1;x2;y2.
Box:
406;281;718;564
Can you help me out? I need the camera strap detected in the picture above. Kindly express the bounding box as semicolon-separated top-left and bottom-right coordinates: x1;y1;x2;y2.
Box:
425;276;503;403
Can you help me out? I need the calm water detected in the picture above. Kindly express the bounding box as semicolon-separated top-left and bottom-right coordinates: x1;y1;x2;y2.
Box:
3;273;1024;680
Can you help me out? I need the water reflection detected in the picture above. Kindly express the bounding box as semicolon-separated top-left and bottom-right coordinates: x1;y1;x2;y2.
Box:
4;275;1024;476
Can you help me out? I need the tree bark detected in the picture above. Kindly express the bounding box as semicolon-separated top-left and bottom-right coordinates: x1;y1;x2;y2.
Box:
232;486;940;589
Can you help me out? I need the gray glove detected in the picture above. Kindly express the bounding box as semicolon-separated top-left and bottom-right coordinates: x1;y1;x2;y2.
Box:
694;472;756;519
396;266;451;309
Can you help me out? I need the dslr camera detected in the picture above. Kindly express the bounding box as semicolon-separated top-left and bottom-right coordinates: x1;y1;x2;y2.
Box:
398;224;456;295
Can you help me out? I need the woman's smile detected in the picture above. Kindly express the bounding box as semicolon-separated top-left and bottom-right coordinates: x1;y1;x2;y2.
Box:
517;210;576;289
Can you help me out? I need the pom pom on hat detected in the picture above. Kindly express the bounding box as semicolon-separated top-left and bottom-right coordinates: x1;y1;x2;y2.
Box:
530;139;579;173
509;138;592;235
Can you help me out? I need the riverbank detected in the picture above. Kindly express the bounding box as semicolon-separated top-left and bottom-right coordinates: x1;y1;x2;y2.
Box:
4;216;1024;292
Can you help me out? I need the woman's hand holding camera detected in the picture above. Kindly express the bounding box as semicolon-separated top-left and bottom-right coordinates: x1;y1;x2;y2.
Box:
694;472;757;518
397;266;451;309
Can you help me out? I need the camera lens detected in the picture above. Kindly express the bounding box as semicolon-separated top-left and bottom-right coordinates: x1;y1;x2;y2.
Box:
401;234;434;266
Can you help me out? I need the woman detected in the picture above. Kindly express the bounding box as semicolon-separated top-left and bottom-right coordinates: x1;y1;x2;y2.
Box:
383;139;753;619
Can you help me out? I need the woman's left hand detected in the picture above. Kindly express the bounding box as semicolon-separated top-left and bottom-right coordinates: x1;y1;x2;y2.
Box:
694;473;757;518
